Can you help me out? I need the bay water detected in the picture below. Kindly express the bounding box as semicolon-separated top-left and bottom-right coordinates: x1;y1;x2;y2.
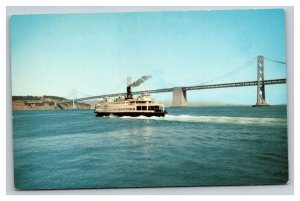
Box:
13;106;288;189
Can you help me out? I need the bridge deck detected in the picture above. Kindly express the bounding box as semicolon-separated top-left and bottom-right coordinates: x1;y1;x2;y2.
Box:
183;78;286;91
58;78;286;103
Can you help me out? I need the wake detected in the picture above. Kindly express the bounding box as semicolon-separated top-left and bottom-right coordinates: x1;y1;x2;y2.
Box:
109;114;286;126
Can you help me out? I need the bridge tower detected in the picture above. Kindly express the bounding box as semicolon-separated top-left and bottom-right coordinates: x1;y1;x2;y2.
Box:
172;87;188;107
253;55;269;107
72;89;77;109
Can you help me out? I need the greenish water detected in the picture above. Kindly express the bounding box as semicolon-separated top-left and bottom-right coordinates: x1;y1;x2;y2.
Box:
13;106;288;189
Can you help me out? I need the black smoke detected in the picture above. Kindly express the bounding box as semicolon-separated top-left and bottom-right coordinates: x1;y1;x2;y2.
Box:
129;75;152;87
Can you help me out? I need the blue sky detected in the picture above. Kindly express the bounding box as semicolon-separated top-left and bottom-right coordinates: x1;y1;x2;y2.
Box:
10;9;287;104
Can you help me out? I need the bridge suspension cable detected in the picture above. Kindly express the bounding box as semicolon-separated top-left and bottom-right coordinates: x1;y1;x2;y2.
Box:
65;91;74;100
104;78;127;94
200;57;256;85
60;55;286;104
64;79;127;100
76;90;94;98
264;57;286;65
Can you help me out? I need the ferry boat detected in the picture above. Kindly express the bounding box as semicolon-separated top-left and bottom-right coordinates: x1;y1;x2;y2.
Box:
94;85;167;117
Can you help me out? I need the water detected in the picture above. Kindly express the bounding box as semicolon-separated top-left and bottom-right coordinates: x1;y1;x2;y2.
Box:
13;106;288;189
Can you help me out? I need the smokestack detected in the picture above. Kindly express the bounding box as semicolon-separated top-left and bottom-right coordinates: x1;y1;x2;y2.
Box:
126;75;152;99
126;86;133;99
126;77;132;99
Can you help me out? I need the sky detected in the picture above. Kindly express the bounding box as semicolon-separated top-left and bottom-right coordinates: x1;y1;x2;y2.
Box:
10;9;287;104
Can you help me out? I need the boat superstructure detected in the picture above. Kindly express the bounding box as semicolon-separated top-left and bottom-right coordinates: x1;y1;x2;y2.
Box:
94;78;167;117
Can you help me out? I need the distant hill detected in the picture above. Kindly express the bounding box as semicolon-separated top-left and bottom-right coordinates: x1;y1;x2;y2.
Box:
12;95;91;110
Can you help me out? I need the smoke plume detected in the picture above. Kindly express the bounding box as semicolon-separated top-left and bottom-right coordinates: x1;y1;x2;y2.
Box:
130;75;152;87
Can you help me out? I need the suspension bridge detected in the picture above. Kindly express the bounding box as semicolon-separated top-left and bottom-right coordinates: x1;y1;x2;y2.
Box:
58;55;286;108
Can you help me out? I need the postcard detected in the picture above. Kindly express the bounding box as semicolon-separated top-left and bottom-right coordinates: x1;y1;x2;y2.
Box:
11;9;288;190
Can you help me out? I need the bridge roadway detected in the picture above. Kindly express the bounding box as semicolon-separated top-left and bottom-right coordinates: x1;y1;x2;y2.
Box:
59;78;286;103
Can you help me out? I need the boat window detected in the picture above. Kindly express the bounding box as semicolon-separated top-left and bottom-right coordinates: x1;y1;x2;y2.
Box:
137;106;141;110
142;106;147;110
148;106;155;110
